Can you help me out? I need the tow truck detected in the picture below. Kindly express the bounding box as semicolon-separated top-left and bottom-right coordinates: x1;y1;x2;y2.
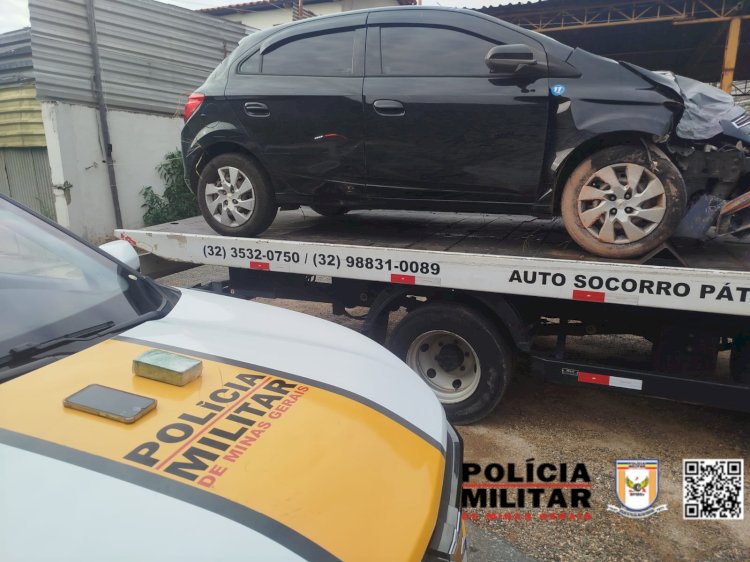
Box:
118;209;750;423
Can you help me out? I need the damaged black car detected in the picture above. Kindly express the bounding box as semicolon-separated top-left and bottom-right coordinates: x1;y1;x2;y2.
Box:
182;6;750;258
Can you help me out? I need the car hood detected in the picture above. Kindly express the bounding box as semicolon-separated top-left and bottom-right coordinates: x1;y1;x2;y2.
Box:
0;289;448;561
620;61;749;142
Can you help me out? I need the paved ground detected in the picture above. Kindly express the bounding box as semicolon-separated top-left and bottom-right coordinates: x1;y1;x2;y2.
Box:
160;265;750;562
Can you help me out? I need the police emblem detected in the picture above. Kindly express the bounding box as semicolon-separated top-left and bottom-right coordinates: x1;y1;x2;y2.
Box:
607;459;668;518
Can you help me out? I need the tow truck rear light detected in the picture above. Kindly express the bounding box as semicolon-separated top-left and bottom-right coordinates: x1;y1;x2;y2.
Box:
183;92;205;122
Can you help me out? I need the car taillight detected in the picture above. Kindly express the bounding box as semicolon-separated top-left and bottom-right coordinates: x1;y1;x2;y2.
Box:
183;92;205;122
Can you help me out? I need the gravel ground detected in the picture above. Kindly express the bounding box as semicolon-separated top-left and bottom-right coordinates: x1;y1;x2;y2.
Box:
160;265;750;562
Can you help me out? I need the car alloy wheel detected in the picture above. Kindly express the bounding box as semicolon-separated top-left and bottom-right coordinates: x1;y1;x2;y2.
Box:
577;163;666;244
204;166;255;227
561;144;686;258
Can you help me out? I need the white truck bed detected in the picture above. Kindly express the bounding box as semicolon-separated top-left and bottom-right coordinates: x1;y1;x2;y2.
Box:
118;209;750;318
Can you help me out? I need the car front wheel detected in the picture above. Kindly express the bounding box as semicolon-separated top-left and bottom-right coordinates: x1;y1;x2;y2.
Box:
197;153;277;237
561;144;686;258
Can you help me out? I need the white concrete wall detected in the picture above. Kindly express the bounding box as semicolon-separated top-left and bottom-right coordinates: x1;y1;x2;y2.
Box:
223;0;402;29
41;101;183;244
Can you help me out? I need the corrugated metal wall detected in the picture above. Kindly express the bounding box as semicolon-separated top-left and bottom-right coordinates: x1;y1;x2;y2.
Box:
0;28;34;88
0;84;46;148
0;29;52;218
0;148;55;219
28;0;248;116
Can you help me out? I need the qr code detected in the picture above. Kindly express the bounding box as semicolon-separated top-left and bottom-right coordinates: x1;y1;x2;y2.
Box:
683;459;744;520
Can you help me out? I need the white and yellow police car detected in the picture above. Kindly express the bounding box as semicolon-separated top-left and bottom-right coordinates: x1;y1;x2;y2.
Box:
0;194;466;562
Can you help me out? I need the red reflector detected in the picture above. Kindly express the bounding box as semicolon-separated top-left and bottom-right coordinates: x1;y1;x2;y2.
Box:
183;92;205;122
391;274;416;284
572;289;605;302
249;261;269;271
578;372;610;386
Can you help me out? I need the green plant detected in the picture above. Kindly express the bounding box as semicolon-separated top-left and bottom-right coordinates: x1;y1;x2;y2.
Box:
140;150;199;225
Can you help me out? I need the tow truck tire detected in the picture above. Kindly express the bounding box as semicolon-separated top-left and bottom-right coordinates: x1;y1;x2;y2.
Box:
310;204;349;217
198;153;277;237
731;333;750;385
388;302;513;425
561;145;686;259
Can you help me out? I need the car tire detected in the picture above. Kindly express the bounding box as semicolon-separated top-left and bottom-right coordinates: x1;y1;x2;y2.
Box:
310;204;349;217
561;144;686;259
731;333;750;385
388;302;513;425
198;153;277;237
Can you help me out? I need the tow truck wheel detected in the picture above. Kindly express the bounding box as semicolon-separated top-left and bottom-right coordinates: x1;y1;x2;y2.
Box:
198;153;277;237
388;302;513;424
731;333;750;385
310;204;349;217
561;145;686;258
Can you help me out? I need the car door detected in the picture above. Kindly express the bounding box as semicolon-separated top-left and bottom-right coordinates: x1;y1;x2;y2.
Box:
363;10;550;207
225;14;367;199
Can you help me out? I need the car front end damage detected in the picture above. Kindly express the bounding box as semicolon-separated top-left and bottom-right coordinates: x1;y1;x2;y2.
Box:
717;187;750;238
627;66;750;240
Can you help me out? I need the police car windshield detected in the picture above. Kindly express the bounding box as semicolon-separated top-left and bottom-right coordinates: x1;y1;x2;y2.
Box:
0;197;168;364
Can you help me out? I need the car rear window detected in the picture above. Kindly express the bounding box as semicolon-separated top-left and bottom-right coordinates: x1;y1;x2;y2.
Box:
261;30;355;76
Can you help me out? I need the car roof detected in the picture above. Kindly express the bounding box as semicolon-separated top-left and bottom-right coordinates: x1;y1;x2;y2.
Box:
233;5;573;63
292;5;477;23
239;6;571;57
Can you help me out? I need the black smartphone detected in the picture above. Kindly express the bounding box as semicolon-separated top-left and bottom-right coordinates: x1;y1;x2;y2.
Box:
64;384;156;424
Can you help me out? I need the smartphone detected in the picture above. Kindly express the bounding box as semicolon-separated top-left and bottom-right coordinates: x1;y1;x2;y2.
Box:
64;384;156;424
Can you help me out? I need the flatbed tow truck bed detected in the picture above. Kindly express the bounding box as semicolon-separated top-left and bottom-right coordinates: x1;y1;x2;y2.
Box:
118;210;750;421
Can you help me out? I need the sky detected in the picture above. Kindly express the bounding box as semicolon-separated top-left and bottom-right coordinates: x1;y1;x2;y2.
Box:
0;0;513;34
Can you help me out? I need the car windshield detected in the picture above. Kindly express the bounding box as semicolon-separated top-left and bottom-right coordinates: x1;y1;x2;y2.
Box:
0;197;169;364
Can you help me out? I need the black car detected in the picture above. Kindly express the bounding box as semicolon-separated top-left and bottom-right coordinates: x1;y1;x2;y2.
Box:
181;6;750;258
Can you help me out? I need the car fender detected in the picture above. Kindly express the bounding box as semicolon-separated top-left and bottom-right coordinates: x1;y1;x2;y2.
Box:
188;121;256;156
184;121;269;190
538;49;679;210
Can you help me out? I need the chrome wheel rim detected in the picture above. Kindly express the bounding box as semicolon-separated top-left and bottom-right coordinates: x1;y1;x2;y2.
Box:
577;163;666;244
205;166;255;227
406;330;481;403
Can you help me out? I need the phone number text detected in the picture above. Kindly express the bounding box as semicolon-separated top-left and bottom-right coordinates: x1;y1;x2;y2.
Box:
201;245;440;276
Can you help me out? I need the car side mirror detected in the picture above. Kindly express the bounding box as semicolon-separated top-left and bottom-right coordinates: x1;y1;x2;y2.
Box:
100;240;141;271
485;44;537;73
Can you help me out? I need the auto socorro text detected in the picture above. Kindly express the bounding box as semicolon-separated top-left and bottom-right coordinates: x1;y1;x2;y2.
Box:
462;460;592;522
509;269;750;303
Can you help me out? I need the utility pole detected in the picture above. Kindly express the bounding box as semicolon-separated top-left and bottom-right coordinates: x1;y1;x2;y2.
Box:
85;0;123;229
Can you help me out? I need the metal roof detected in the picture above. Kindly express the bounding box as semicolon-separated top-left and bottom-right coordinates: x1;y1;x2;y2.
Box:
199;0;416;15
28;0;249;116
0;28;34;88
478;0;750;83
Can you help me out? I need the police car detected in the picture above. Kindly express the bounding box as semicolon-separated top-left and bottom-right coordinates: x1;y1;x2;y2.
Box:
0;194;466;561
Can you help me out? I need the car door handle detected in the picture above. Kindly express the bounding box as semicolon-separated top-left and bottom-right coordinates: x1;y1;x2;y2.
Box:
244;102;270;117
373;99;405;117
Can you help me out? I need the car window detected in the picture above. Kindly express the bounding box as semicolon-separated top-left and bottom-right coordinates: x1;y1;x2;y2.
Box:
0;198;168;367
261;30;355;76
380;25;500;76
0;220;84;281
238;51;259;74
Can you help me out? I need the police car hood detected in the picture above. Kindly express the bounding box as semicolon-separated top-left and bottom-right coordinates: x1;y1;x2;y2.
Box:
0;289;448;561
